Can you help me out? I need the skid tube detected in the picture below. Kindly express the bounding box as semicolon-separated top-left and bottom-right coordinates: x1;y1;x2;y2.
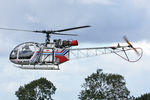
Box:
14;64;60;70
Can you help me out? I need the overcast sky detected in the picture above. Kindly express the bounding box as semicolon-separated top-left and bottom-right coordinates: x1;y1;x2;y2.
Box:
0;0;150;100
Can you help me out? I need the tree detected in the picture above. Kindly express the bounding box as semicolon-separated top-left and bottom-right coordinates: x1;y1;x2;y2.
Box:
79;69;130;100
15;77;56;100
136;93;150;100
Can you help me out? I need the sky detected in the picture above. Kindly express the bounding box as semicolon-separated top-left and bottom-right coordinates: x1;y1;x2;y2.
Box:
0;0;150;99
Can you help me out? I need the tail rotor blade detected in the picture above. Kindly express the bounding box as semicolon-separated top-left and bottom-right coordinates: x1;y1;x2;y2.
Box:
123;36;139;55
123;36;131;46
132;47;139;55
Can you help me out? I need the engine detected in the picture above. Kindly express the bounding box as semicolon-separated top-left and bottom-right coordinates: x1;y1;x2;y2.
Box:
54;39;78;48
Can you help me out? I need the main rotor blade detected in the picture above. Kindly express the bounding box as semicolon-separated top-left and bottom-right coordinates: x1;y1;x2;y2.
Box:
54;25;91;32
53;32;78;36
0;25;91;34
0;27;34;32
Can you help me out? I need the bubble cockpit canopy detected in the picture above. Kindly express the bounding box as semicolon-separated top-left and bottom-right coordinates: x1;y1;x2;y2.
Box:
10;42;40;65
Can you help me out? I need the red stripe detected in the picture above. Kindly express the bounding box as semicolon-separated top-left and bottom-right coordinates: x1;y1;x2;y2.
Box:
55;49;65;53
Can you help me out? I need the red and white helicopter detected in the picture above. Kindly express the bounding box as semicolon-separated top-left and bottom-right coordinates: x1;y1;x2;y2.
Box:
0;25;143;70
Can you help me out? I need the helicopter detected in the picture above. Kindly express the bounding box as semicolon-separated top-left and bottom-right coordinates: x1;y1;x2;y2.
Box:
0;25;143;70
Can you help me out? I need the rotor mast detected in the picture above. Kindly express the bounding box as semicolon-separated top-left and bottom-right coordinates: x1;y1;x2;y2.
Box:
46;33;50;46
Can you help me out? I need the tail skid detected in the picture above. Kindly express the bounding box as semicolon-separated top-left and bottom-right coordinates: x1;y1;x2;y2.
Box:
113;47;143;62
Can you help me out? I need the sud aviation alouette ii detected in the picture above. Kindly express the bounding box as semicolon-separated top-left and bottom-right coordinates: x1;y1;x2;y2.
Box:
0;25;143;70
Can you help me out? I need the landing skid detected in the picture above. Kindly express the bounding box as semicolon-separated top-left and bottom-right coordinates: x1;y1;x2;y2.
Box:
14;64;60;70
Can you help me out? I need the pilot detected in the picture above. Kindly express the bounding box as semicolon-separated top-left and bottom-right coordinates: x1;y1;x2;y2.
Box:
23;45;31;51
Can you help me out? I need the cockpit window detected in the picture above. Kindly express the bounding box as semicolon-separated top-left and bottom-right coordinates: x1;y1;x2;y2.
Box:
18;44;34;59
18;48;33;59
10;42;39;60
10;49;18;59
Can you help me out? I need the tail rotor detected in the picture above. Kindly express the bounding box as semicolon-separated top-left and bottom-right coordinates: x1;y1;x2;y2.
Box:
123;36;139;55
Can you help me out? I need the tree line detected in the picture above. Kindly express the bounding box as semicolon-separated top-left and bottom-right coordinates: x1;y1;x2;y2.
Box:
15;69;149;100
